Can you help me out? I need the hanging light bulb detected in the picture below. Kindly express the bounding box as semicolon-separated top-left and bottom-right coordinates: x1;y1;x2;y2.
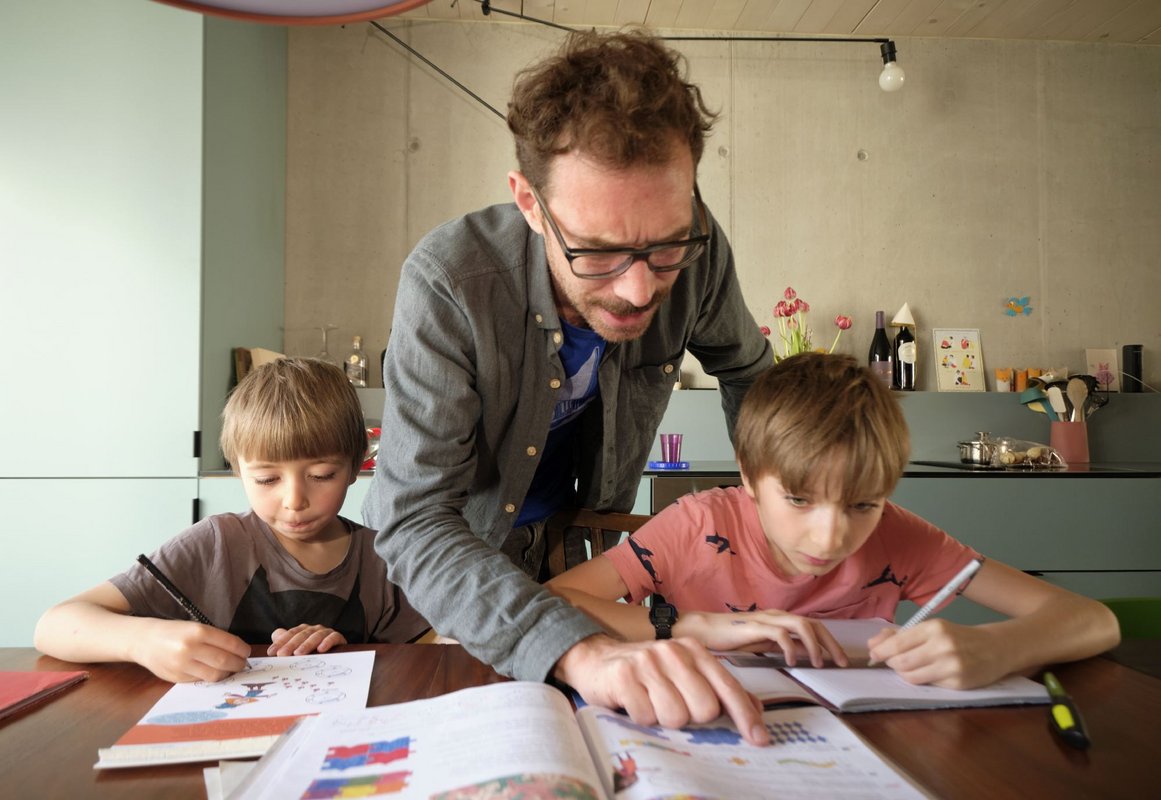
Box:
879;41;905;92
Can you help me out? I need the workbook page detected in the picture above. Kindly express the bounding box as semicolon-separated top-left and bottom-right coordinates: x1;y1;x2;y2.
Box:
229;682;605;800
575;704;926;800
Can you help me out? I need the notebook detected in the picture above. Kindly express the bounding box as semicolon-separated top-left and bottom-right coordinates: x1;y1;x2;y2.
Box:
721;618;1050;713
0;670;88;721
94;651;375;769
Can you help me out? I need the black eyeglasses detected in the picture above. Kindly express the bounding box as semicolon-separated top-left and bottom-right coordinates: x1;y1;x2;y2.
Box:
532;184;709;280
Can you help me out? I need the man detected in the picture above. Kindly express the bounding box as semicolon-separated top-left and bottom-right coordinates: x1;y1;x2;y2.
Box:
365;30;773;745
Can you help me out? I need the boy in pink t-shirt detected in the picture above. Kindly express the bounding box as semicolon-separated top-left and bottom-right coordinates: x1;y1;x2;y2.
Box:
549;353;1119;690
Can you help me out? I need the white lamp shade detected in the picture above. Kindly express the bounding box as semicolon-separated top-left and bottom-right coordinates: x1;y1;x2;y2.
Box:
154;0;434;25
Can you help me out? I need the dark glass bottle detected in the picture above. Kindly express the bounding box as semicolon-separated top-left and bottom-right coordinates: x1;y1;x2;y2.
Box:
868;310;894;386
893;325;917;390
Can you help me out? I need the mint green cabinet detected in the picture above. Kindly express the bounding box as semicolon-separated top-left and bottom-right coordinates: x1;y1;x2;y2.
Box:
890;475;1161;624
0;479;197;646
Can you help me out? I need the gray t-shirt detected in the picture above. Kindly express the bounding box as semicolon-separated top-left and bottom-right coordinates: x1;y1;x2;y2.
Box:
112;511;429;645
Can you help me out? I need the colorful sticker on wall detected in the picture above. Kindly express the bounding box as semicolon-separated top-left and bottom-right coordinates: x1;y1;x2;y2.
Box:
1004;296;1033;316
932;329;985;392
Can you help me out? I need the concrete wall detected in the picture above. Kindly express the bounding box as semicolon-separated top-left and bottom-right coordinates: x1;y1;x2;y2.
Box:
284;20;1160;392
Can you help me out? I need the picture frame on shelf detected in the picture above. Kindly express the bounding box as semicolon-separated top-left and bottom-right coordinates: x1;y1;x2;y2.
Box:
932;329;985;392
1085;348;1119;392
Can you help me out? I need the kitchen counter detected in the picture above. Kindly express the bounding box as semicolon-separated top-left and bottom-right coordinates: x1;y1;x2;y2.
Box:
644;460;1161;478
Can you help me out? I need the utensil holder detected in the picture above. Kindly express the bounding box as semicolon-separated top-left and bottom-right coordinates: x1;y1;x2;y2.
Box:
1050;421;1089;464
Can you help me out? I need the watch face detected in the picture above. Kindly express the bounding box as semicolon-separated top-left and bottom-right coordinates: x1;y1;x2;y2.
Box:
651;604;677;624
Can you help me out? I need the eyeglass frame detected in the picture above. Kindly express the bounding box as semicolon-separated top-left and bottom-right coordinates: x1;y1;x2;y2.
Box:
530;183;710;280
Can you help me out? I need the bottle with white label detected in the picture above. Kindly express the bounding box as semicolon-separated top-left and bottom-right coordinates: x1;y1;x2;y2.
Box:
893;325;917;390
868;311;894;386
345;335;367;388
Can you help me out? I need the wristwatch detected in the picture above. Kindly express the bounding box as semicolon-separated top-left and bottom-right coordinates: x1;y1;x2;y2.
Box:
649;602;678;640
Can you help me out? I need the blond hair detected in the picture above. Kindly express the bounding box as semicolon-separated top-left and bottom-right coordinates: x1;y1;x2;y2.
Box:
734;353;910;502
220;357;366;474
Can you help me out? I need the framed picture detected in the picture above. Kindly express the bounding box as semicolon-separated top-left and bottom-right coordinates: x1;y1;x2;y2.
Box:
1085;348;1119;392
932;329;985;392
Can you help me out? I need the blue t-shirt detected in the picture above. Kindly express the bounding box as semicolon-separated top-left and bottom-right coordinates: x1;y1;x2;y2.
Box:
515;320;606;526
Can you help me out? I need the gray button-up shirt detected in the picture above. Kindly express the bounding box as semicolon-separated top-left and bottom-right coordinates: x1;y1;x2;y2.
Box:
364;201;772;682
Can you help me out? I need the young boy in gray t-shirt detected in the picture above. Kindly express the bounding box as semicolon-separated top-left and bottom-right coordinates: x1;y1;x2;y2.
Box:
35;357;428;683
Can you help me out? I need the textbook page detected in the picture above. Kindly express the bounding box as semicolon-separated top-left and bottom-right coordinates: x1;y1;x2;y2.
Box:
228;682;606;800
95;651;374;769
575;703;927;800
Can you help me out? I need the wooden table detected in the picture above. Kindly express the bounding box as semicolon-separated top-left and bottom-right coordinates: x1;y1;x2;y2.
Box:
2;645;1157;799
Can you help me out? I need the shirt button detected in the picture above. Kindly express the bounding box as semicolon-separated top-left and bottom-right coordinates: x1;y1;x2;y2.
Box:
549;378;561;389
553;332;562;345
535;313;543;323
504;503;516;514
526;446;537;457
663;364;675;374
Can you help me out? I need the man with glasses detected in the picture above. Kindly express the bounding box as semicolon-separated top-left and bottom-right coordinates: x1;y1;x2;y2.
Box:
365;30;773;745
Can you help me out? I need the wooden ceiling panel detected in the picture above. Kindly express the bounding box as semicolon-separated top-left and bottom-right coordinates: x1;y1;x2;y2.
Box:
400;1;1161;44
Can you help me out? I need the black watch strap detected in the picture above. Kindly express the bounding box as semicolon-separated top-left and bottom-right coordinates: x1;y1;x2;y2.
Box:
649;602;678;640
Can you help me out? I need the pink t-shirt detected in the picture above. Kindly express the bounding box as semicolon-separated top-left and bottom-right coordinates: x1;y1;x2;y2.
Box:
604;486;981;621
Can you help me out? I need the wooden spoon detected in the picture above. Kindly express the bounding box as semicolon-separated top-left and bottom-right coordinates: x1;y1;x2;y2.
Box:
1067;377;1089;422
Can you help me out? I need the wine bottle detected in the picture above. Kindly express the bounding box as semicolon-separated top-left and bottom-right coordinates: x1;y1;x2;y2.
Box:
893;324;917;390
868;310;894;386
345;335;368;388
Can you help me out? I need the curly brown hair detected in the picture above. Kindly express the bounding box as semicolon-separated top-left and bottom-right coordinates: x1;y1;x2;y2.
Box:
735;353;911;504
507;29;717;191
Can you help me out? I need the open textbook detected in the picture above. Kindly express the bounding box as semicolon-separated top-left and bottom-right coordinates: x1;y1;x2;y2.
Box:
721;618;1050;713
227;681;926;800
94;651;375;769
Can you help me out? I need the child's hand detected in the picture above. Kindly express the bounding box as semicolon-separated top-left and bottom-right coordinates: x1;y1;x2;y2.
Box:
268;624;348;656
678;610;849;668
132;619;251;683
867;619;1004;689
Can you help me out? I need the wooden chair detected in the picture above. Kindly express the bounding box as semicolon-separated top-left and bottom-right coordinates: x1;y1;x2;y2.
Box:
544;508;652;579
1101;597;1161;638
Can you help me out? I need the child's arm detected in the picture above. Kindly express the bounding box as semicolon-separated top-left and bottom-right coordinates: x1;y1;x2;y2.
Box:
268;624;347;656
866;559;1121;689
547;556;849;667
34;581;251;683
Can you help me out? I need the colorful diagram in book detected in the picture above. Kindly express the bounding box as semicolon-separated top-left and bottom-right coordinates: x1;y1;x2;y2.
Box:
579;705;924;800
109;651;373;750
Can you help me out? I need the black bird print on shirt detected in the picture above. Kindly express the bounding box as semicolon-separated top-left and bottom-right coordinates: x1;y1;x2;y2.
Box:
705;532;736;555
726;602;758;613
629;537;660;584
862;564;907;590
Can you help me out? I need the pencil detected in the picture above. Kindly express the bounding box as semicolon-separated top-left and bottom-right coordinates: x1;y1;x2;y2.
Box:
136;554;213;626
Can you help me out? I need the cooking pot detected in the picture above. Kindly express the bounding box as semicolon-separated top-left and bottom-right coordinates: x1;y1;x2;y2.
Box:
958;432;994;465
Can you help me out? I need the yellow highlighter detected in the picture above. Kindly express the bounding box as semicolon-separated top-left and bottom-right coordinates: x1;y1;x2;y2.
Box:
1044;671;1091;750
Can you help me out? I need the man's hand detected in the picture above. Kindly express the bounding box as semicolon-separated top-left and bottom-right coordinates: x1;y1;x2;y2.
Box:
268;624;348;657
130;619;251;683
553;634;769;746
